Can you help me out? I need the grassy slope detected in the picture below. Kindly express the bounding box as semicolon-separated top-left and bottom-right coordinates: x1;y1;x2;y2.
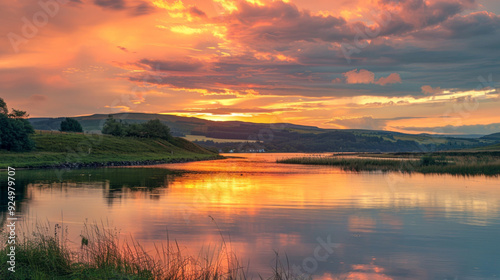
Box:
0;131;219;169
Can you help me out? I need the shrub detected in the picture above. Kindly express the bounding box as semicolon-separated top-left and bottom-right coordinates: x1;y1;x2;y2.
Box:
102;116;172;141
60;118;83;132
420;155;436;166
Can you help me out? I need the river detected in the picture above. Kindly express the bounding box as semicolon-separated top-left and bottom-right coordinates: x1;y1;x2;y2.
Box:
2;153;500;279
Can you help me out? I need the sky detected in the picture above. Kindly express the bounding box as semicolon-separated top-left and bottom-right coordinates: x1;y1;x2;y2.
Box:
1;0;500;135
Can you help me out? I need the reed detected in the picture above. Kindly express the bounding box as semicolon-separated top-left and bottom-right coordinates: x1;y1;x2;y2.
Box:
277;154;500;176
0;221;297;280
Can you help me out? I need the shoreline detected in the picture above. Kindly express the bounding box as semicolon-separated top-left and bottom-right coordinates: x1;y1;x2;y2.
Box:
0;155;224;171
0;132;223;171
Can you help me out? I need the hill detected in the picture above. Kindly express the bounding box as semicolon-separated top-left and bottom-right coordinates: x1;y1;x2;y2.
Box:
28;113;322;137
481;132;500;141
28;113;499;153
0;131;219;169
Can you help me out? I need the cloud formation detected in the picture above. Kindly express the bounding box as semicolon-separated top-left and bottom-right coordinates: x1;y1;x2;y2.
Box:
396;123;500;135
1;0;499;133
421;85;443;95
327;116;388;130
94;0;126;10
138;59;204;72
343;69;402;86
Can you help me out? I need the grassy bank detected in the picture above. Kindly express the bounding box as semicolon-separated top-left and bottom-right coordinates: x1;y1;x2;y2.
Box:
0;131;221;169
0;222;292;280
277;153;500;176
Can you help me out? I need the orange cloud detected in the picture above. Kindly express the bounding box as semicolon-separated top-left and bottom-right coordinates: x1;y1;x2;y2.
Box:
344;69;375;84
375;73;402;86
421;85;443;95
343;69;402;86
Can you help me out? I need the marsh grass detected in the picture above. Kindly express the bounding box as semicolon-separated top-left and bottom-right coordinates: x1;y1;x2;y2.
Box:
277;153;500;176
0;221;297;280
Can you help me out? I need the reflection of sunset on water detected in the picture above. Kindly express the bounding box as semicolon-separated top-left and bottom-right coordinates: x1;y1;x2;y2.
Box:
8;154;500;278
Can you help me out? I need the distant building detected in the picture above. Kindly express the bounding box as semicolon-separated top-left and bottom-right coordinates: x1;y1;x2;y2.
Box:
246;149;265;153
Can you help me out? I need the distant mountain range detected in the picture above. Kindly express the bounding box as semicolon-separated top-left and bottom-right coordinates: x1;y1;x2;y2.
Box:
29;113;500;153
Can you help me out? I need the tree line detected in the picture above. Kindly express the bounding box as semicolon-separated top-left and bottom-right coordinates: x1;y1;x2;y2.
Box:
102;115;172;141
0;98;173;152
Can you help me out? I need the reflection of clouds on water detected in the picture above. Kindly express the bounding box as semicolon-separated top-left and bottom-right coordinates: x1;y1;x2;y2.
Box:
5;155;500;279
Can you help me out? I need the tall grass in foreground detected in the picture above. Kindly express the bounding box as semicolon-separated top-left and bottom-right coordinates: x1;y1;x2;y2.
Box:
0;221;298;280
277;154;500;176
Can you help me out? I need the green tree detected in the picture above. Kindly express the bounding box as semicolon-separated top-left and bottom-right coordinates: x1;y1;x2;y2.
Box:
0;98;34;151
8;109;29;119
141;119;172;140
125;123;146;138
0;98;8;115
102;115;125;137
102;116;172;141
60;118;83;132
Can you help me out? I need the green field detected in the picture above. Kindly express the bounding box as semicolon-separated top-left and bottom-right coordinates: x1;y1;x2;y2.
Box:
0;131;221;169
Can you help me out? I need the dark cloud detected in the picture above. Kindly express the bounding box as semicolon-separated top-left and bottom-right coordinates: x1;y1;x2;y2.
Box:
117;46;129;52
128;74;226;93
222;1;352;46
220;0;479;51
188;6;206;18
93;0;155;16
131;2;156;16
441;11;500;38
138;59;204;72
411;11;500;39
93;0;126;10
378;0;476;34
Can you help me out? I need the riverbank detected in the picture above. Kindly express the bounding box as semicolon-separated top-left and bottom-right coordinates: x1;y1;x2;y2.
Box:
0;131;222;169
277;152;500;176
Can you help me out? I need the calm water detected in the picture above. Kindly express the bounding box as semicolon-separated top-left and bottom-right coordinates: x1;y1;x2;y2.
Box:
2;153;500;279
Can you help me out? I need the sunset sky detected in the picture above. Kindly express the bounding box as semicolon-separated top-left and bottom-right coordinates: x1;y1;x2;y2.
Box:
1;0;500;134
